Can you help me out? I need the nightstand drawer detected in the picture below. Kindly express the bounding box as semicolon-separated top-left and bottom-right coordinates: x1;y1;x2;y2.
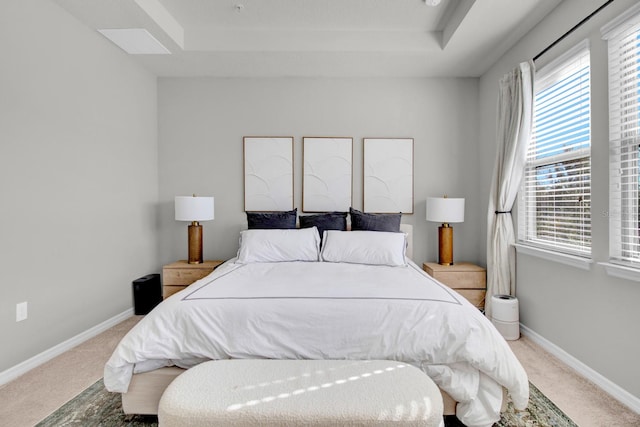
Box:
163;285;187;299
454;289;486;309
163;268;212;287
430;271;486;289
162;260;224;299
423;262;487;310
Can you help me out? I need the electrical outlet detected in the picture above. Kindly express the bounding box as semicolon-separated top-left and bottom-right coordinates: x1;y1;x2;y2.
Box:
16;302;28;322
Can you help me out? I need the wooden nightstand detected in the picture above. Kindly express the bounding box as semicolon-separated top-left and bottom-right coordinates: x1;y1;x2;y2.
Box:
162;260;224;299
423;262;487;310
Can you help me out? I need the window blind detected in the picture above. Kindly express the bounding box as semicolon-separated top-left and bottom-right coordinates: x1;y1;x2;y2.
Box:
518;42;591;256
603;9;640;265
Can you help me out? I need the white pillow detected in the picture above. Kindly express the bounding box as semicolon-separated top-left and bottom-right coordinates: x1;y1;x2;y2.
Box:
237;227;320;264
320;230;407;267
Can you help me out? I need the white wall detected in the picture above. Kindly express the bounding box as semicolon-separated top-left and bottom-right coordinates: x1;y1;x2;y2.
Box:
478;0;640;402
157;77;482;268
0;0;159;371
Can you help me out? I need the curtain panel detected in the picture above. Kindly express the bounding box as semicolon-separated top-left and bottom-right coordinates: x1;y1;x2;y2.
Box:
486;61;535;318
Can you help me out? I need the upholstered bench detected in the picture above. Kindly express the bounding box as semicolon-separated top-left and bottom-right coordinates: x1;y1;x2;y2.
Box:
158;359;444;427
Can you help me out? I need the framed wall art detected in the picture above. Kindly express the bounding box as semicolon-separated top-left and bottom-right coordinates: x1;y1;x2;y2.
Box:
302;137;353;212
243;136;294;211
363;138;414;214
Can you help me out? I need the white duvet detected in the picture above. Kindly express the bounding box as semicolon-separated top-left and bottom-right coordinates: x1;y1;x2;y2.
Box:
105;260;528;427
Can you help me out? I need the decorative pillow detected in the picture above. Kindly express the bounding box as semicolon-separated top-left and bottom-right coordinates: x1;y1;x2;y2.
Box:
299;212;348;241
349;207;401;232
246;208;297;229
236;227;320;264
320;230;407;267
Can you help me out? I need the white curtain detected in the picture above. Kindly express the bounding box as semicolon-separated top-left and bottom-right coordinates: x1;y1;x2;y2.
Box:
486;61;535;319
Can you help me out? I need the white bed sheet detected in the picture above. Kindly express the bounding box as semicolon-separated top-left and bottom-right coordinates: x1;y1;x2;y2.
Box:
104;260;528;427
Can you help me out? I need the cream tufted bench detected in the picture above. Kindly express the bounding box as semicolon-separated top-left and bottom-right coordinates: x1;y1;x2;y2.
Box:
158;359;444;427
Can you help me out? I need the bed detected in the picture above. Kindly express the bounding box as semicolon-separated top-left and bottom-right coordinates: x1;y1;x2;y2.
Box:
105;223;528;427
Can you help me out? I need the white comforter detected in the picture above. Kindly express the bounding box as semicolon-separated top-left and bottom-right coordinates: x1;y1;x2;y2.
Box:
105;260;528;427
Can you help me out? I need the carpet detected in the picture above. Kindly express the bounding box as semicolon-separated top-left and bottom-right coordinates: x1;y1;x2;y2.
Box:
35;379;577;427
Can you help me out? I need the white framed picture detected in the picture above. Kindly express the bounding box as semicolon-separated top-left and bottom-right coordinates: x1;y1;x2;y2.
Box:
243;136;294;211
363;138;414;213
303;137;353;212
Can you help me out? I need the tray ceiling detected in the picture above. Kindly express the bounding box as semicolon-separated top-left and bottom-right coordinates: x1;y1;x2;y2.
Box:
53;0;563;77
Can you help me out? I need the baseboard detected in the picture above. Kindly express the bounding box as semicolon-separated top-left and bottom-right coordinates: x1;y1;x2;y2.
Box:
520;324;640;414
0;308;133;387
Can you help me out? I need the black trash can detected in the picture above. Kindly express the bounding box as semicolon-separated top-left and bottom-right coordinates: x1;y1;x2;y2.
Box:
132;274;162;315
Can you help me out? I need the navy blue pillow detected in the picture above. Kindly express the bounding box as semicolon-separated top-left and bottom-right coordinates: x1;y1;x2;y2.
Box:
349;207;401;232
299;212;348;240
246;208;297;229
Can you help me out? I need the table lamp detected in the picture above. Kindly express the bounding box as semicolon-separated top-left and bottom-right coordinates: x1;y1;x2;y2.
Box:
426;196;465;265
175;195;214;264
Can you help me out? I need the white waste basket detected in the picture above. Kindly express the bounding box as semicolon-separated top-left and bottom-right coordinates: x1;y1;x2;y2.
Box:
491;294;519;340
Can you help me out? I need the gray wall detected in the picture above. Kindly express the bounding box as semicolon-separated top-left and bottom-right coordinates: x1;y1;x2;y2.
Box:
478;0;640;400
157;77;482;268
0;0;159;371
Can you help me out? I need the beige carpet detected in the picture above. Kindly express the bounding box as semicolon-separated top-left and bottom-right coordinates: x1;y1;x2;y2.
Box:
0;316;141;427
0;316;638;427
509;338;640;426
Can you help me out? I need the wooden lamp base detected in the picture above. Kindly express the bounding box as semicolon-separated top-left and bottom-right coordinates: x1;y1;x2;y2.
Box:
438;224;454;265
187;222;203;264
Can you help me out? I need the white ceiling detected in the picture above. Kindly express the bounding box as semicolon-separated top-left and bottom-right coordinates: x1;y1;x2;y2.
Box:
53;0;563;78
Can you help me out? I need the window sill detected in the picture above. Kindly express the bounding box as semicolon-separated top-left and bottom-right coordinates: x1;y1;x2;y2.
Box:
514;244;593;270
599;262;640;282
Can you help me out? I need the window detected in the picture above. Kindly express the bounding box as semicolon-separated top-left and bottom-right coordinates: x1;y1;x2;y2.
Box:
518;42;591;257
603;7;640;266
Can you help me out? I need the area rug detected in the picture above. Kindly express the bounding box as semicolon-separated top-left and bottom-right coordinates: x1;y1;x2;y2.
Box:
36;379;576;427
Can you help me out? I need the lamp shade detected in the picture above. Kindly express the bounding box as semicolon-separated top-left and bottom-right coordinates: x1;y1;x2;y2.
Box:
426;197;465;223
175;196;214;222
